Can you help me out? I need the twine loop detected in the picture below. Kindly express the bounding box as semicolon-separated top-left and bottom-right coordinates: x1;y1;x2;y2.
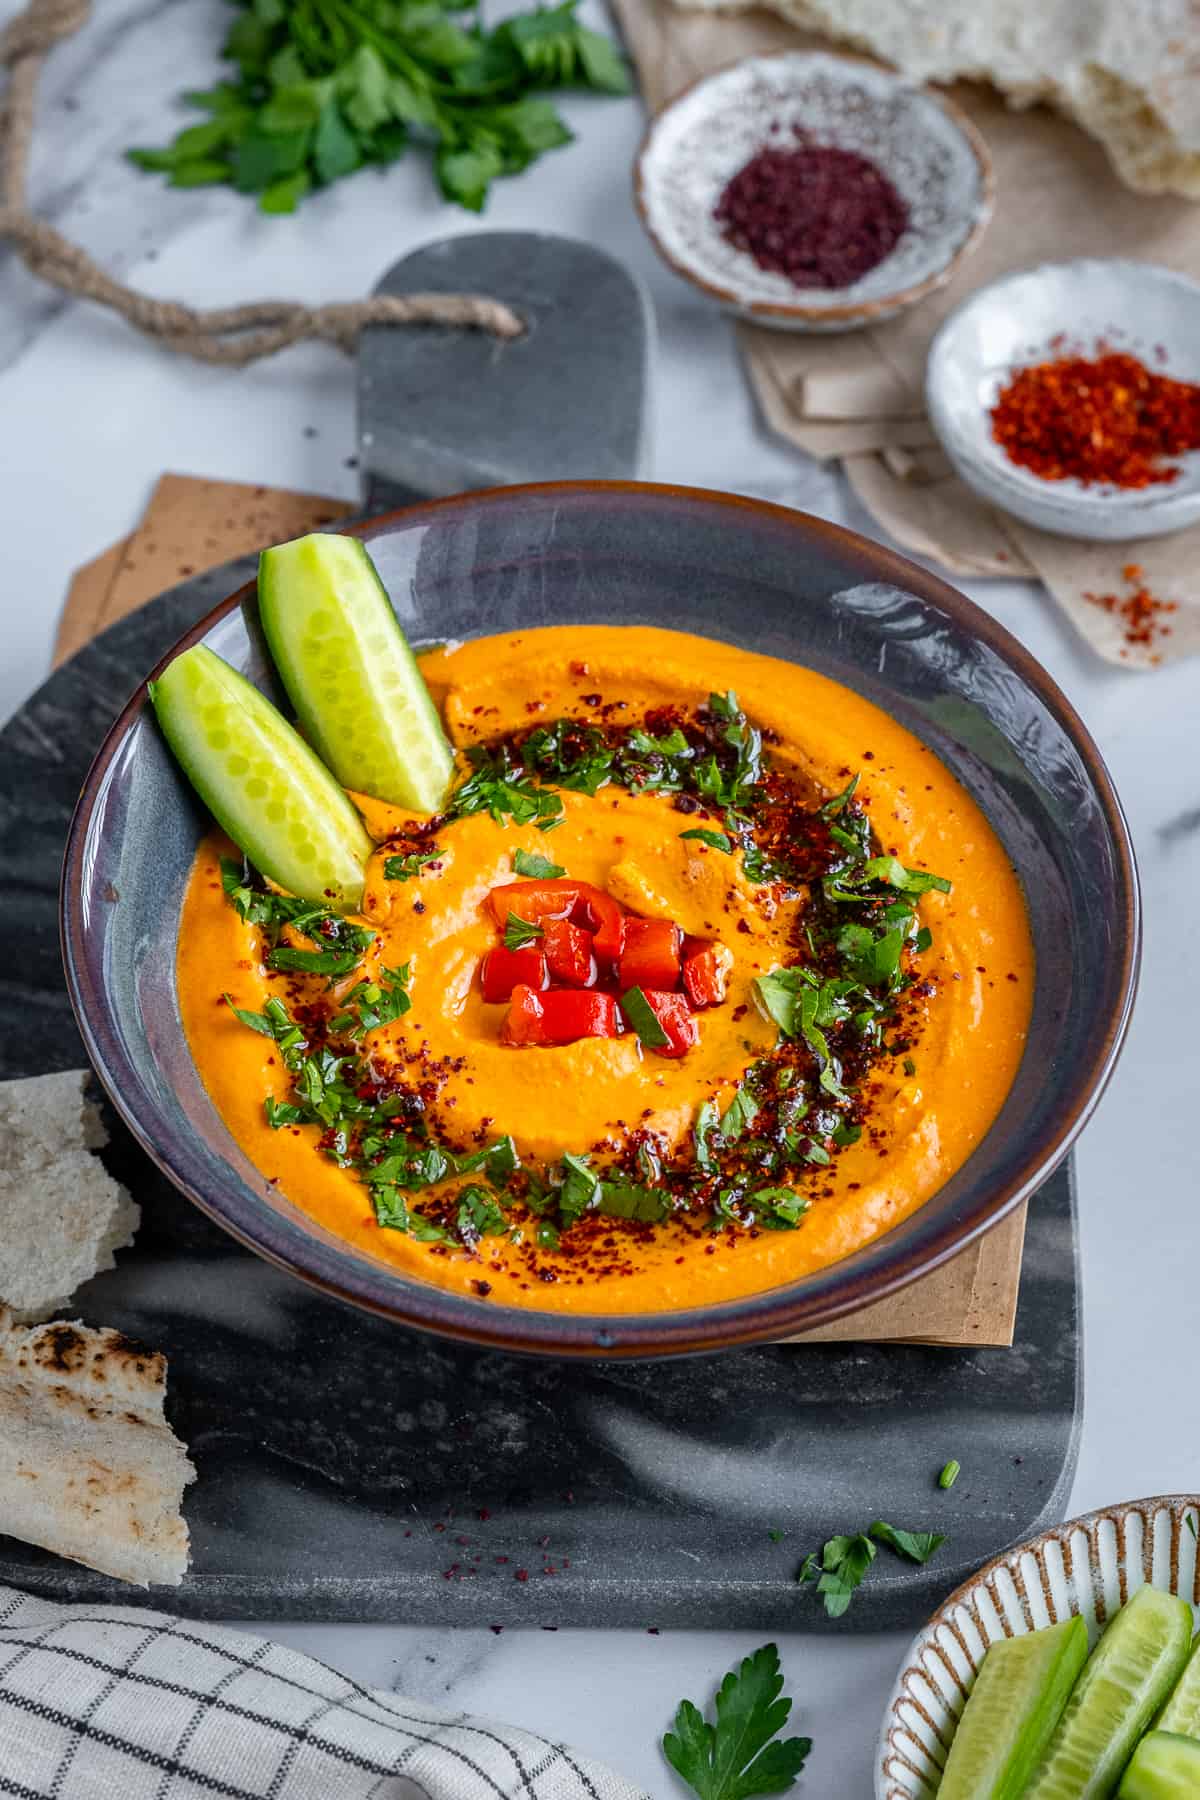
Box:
0;0;523;365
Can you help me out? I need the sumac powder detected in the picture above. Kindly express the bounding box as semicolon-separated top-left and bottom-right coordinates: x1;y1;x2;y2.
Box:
714;136;909;290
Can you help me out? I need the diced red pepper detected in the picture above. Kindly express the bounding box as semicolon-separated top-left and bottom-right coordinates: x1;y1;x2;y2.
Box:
637;989;699;1058
499;983;545;1045
480;945;547;1003
619;917;682;993
542;918;595;987
682;938;734;1008
487;878;579;928
500;985;621;1047
574;883;626;964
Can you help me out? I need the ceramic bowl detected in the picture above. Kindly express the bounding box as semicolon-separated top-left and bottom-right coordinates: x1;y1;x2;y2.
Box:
62;482;1138;1357
634;52;993;332
926;259;1200;541
878;1494;1200;1798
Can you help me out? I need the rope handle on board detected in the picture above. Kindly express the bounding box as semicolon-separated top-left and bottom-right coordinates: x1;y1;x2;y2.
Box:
0;0;523;366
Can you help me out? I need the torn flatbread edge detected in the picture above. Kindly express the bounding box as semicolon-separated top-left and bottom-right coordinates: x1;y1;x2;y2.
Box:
0;1311;195;1587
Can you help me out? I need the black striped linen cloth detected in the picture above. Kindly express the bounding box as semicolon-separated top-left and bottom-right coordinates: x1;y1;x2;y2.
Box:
0;1586;649;1799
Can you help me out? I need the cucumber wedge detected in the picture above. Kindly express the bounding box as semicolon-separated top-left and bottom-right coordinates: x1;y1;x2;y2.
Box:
1027;1586;1195;1800
1157;1635;1200;1739
257;533;454;813
938;1616;1088;1799
150;644;372;910
1118;1730;1200;1797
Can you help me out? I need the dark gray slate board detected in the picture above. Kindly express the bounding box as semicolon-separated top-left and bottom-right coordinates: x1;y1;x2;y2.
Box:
0;567;1082;1630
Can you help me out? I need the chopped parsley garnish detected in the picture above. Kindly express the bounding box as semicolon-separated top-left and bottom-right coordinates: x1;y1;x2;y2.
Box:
620;986;671;1048
693;1099;719;1173
680;827;732;852
747;1187;811;1230
221;856;375;978
598;1181;669;1222
383;850;440;882
663;1642;811;1800
449;744;565;830
869;1520;946;1564
455;1184;509;1248
504;912;545;950
798;1517;946;1617
719;1083;759;1140
558;1150;600;1223
798;1534;876;1619
327;965;412;1037
752;969;849;1100
513;848;565;879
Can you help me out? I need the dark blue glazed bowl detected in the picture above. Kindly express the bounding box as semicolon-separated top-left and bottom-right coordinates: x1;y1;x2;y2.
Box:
61;483;1139;1357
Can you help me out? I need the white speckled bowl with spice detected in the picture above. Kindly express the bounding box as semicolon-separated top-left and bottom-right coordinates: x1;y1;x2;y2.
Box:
634;52;994;333
926;259;1200;540
877;1494;1200;1799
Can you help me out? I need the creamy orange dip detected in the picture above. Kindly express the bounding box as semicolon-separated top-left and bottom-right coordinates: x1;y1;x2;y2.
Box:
177;625;1033;1314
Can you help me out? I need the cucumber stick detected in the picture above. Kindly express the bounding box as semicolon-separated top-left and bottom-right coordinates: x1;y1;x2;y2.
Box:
937;1616;1088;1800
150;645;372;910
258;533;454;813
1027;1586;1194;1800
1157;1634;1200;1739
1118;1730;1200;1797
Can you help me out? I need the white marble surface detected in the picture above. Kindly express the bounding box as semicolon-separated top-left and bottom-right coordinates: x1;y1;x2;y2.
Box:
2;3;1197;1795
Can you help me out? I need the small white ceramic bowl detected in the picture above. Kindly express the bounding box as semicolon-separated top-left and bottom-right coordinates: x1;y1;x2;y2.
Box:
926;260;1200;541
634;52;993;333
877;1494;1200;1799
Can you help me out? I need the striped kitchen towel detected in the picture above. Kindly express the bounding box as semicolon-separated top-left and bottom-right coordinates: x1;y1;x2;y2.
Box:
0;1585;648;1799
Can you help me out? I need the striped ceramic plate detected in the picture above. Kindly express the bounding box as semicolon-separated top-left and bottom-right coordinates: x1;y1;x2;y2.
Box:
877;1494;1200;1799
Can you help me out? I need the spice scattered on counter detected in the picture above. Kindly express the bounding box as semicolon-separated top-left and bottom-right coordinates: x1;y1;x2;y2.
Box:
714;134;910;289
990;347;1200;488
1084;564;1178;661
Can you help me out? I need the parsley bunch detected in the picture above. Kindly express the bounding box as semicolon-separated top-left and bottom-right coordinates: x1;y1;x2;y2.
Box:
127;0;631;214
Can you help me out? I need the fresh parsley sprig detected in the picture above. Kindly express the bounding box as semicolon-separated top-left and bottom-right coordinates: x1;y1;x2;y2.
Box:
663;1643;811;1800
127;0;631;215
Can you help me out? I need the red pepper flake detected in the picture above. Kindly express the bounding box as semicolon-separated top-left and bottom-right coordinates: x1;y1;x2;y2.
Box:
991;347;1200;488
1083;563;1178;657
515;1569;529;1583
714;135;909;290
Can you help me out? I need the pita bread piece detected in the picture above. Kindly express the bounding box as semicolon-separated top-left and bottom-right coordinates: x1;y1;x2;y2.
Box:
0;1312;195;1586
670;0;1200;198
0;1070;139;1322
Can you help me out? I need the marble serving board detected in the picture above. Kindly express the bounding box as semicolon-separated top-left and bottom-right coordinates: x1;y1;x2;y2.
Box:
0;564;1082;1630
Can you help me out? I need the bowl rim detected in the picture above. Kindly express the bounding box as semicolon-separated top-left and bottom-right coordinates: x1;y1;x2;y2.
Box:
60;480;1140;1358
925;257;1200;530
877;1491;1200;1799
632;49;996;326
